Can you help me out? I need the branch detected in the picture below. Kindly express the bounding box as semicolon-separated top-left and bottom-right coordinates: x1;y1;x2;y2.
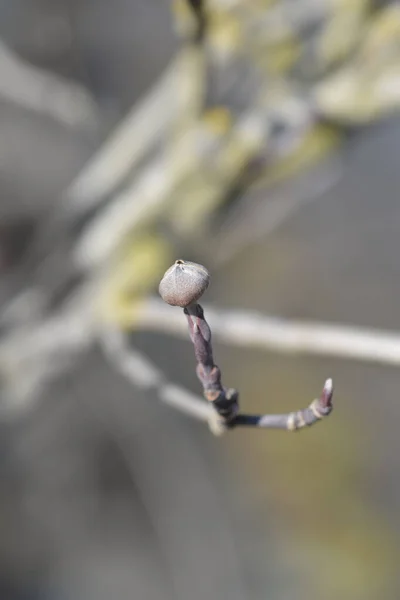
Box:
98;323;213;423
133;297;400;367
159;260;334;435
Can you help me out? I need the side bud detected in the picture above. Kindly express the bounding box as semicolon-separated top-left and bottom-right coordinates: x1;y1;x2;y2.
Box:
159;259;210;307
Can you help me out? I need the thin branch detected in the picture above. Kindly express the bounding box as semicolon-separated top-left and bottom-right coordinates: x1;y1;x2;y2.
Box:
134;297;400;368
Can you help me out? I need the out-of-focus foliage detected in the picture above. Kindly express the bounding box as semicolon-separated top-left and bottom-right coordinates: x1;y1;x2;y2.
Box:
103;0;400;334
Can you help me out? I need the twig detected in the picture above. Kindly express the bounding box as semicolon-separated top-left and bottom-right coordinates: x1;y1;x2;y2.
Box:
159;260;333;435
231;378;333;431
133;297;400;368
98;324;213;423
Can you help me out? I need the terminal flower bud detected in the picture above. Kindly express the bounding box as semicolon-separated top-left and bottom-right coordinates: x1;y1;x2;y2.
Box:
159;259;210;307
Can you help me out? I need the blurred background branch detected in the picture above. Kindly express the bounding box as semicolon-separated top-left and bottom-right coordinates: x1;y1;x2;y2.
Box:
133;297;400;368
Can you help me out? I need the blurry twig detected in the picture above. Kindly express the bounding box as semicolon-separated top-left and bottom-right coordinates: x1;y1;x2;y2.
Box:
98;324;213;422
132;297;400;368
65;53;197;214
0;40;99;131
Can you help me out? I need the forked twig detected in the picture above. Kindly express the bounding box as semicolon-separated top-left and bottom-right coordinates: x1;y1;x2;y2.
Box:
160;260;334;435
